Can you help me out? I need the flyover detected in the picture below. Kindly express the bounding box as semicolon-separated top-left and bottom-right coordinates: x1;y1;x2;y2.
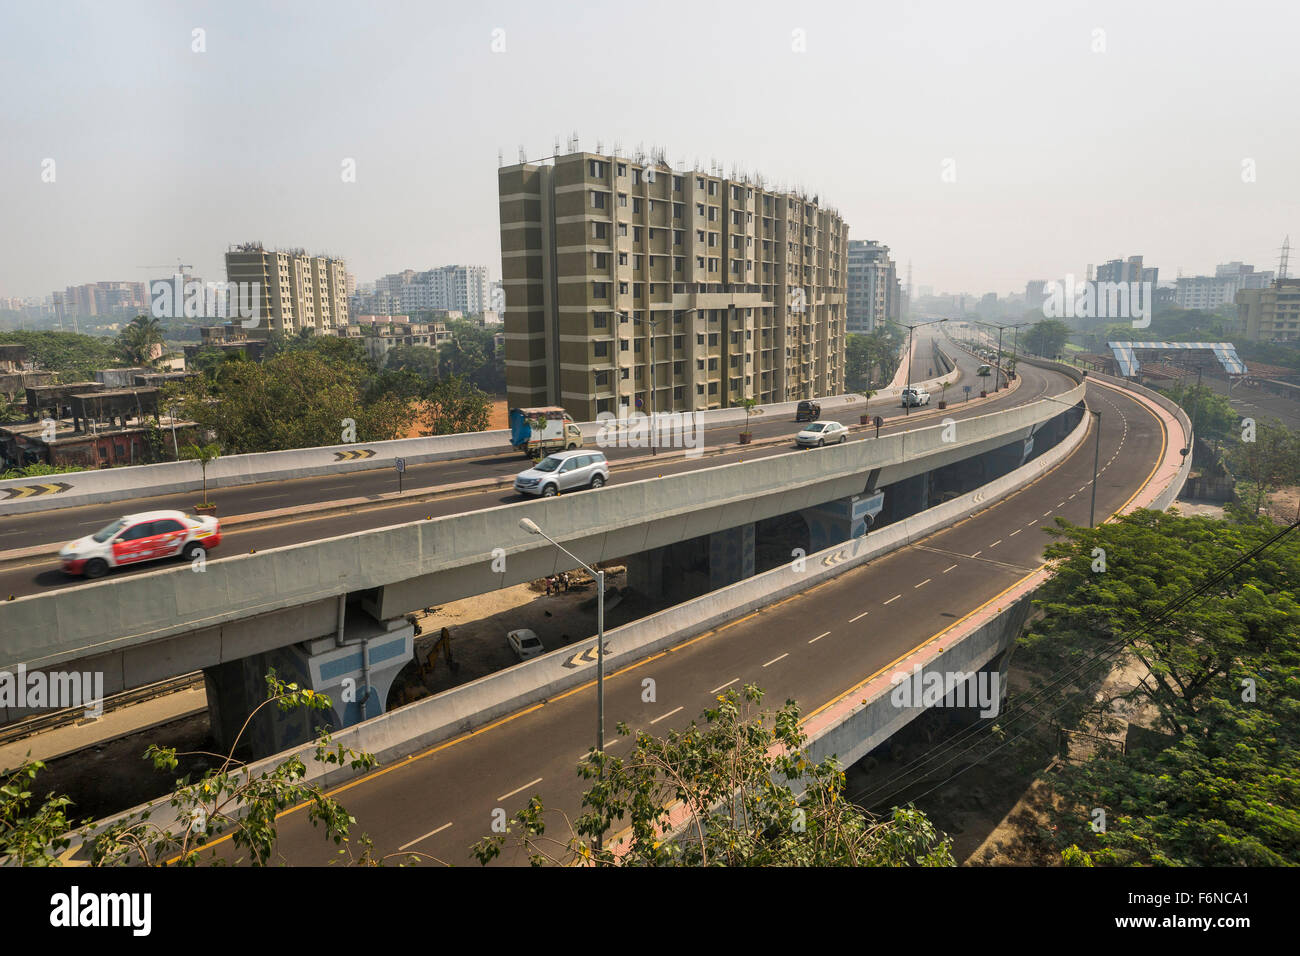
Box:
0;355;1081;747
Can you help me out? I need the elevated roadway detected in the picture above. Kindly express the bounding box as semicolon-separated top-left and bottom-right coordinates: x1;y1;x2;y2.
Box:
178;374;1176;865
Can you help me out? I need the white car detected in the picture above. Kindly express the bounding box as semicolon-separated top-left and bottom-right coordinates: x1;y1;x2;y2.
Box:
507;628;545;660
796;420;849;447
514;450;609;498
901;387;931;407
58;509;222;579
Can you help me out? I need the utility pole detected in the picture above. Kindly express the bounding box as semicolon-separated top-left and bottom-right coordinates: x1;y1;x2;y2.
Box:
1089;409;1102;527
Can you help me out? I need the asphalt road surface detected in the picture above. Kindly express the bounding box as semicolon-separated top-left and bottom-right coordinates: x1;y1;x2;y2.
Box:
185;377;1164;866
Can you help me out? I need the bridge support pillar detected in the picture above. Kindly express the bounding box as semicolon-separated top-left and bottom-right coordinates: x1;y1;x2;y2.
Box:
799;491;885;551
204;616;414;758
625;545;666;600
708;522;755;590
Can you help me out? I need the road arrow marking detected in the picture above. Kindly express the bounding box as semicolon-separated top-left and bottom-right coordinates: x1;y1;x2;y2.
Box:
333;449;376;461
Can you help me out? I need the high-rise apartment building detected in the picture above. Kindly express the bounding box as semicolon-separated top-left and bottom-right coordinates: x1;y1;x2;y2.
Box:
1095;256;1158;289
846;240;898;333
223;243;349;333
367;265;490;315
498;150;847;419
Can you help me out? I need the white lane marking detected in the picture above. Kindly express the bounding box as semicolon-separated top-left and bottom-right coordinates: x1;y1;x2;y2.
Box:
763;653;789;667
989;539;1002;548
651;706;683;725
942;564;958;573
1042;511;1052;517
970;550;982;558
883;594;902;605
497;777;543;802
809;631;830;644
849;611;869;623
1057;501;1065;507
710;678;739;694
398;821;453;851
914;578;931;588
248;494;288;502
1009;529;1021;537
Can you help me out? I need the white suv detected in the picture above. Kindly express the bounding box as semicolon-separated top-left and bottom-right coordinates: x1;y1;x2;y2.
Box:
901;387;931;407
514;450;610;497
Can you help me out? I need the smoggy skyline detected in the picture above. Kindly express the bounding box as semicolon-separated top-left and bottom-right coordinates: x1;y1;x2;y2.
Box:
2;0;1297;301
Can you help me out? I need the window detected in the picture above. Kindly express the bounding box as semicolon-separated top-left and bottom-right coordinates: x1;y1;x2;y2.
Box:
674;386;685;401
633;168;642;185
696;204;705;216
592;281;609;298
633;198;642;214
621;368;630;380
708;181;717;196
674;257;683;273
619;281;629;295
593;252;609;269
633;255;643;270
673;229;683;245
634;340;642;353
595;370;610;386
618;193;628;207
697;384;705;395
673;335;683;349
618;251;628;265
589;160;607;178
696;177;704;190
617;163;627;177
673;361;684;374
633;227;643;242
709;233;719;248
618;223;628;236
620;340;629;352
593;313;608;329
709;333;719;346
673;203;683;219
592;221;608;239
591;191;607;209
673;176;682;191
708;207;718;222
594;341;608;357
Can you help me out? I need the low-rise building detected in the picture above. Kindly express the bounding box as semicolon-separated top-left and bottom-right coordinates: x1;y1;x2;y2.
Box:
1236;278;1300;342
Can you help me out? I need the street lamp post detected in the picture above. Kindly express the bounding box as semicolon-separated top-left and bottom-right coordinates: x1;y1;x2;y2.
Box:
519;516;606;852
1089;409;1102;528
889;317;947;416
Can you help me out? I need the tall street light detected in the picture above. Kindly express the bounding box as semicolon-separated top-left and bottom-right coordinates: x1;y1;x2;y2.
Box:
887;317;947;416
518;516;607;850
1040;392;1103;528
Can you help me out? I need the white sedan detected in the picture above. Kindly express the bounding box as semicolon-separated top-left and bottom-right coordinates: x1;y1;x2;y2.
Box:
796;420;850;447
507;628;545;660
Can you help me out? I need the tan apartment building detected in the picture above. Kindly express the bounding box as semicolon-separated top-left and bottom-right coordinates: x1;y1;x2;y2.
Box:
498;150;847;420
224;242;349;334
1236;278;1300;342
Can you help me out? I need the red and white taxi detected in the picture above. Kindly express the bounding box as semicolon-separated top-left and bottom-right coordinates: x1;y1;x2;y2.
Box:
59;510;222;579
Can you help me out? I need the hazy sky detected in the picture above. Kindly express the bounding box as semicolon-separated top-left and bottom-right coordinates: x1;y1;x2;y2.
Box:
3;0;1297;301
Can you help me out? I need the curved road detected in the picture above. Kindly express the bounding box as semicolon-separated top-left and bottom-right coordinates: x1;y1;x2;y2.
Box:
186;375;1166;866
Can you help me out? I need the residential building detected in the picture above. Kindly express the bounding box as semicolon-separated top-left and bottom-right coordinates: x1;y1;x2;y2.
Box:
846;240;898;333
1175;263;1274;311
498;150;847;418
223;242;349;334
337;317;451;364
1236;278;1300;342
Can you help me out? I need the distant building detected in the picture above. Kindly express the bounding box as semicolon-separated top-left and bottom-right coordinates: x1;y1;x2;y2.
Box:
1236;278;1300;342
1175;263;1274;311
364;265;491;316
224;242;349;334
338;318;451;363
54;281;149;318
846;240;898;333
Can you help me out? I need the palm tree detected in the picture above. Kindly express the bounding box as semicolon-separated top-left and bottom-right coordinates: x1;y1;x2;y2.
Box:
117;314;171;367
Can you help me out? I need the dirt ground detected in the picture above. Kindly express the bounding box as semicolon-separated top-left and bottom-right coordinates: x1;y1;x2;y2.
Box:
388;564;648;703
401;397;508;438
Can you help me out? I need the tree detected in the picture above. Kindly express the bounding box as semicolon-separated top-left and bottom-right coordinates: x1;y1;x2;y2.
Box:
472;685;955;867
1028;319;1070;358
421;376;491;435
165;346;417;453
0;330;118;381
1226;418;1300;514
1160;382;1238;443
738;396;760;439
116;315;170;367
181;441;221;506
1020;511;1300;865
1;674;380;866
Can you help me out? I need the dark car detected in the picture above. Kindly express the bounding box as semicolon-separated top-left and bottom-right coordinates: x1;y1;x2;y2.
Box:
796;400;821;422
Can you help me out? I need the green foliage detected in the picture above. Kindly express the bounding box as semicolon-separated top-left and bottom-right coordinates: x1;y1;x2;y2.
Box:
0;762;78;866
846;328;904;391
181;441;221;505
116;315;170;367
165;341;416;453
1158;383;1239;443
3;673;378;866
471;685;955;867
1022;510;1300;865
421;376;491;435
0;330;118;381
1028;319;1071;358
0;462;89;481
1225;418;1300;514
